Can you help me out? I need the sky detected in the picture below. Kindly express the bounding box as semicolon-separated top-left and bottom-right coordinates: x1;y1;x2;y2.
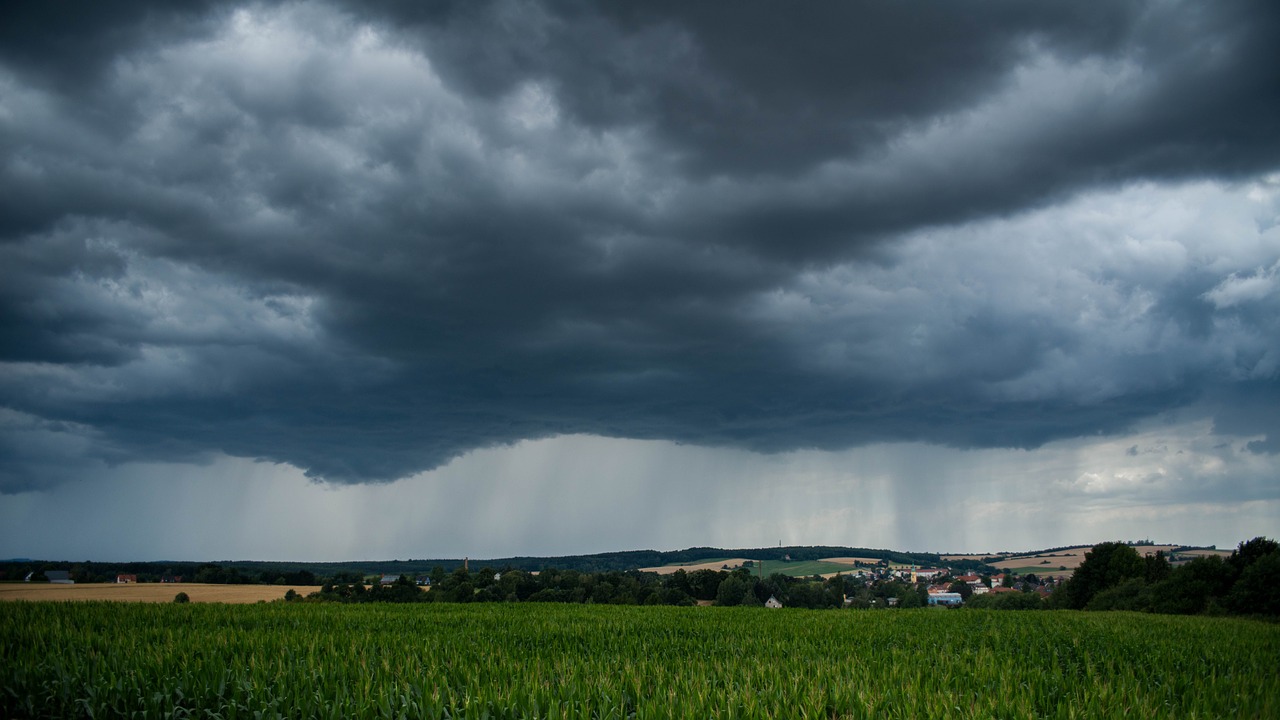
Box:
2;1;1278;562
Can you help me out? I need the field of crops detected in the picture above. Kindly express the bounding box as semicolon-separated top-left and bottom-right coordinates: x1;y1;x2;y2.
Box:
3;602;1277;719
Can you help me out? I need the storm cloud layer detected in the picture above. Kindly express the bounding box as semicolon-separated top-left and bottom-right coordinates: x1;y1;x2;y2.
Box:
2;0;1279;491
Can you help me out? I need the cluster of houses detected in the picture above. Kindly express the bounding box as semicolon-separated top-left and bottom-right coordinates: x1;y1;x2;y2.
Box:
840;565;1060;608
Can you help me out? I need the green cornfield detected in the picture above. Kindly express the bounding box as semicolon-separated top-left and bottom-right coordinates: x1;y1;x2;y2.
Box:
3;602;1277;719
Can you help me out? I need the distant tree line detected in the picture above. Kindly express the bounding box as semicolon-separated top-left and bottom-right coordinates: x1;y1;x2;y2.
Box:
300;566;922;609
0;545;991;584
0;562;328;586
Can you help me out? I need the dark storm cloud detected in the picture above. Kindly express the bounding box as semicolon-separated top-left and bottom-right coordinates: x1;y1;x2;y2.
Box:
2;0;1278;489
344;0;1280;259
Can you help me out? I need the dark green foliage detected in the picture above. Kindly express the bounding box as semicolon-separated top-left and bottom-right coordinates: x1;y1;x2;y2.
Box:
173;592;190;604
688;569;723;600
1227;551;1280;616
1063;542;1145;609
1144;550;1172;583
1086;578;1152;612
715;574;751;607
1228;537;1279;575
1149;556;1235;615
1034;537;1280;617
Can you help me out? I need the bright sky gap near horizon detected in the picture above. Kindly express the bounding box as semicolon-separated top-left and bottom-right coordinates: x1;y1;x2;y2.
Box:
1;1;1278;562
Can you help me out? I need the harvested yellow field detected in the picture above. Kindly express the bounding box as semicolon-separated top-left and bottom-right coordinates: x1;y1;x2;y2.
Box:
1176;548;1232;559
0;583;324;604
638;559;753;575
988;545;1179;571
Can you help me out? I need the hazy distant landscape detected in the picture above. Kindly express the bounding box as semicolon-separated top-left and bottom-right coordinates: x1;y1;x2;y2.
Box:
0;541;1203;584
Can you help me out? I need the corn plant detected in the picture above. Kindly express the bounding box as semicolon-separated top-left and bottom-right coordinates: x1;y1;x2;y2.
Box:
2;602;1276;718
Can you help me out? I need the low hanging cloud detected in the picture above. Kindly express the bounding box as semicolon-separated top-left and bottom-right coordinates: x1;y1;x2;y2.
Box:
1;1;1278;491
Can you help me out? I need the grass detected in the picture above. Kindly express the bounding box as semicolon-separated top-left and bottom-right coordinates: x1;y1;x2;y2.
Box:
4;602;1276;719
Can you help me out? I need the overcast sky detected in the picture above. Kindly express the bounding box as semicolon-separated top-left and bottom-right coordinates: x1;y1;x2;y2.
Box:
2;1;1278;562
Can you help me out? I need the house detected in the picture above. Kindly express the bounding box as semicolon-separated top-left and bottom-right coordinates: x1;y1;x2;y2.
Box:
415;576;431;586
971;584;990;595
765;596;783;609
116;574;138;584
45;571;73;584
160;575;183;583
928;592;963;607
379;574;400;586
955;574;981;584
914;568;946;580
989;586;1017;594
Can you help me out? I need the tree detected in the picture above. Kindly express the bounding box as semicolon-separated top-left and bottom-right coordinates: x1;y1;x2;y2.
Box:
1226;550;1280;616
1144;551;1171;584
689;569;723;601
1085;578;1150;611
716;575;750;606
1228;537;1279;577
898;586;923;608
667;569;693;597
947;580;973;600
173;592;190;604
1149;556;1234;615
1064;542;1144;609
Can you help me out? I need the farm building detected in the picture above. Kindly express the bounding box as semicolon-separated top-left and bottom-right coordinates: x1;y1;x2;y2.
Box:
116;574;138;584
765;596;783;609
379;574;400;585
45;571;73;584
